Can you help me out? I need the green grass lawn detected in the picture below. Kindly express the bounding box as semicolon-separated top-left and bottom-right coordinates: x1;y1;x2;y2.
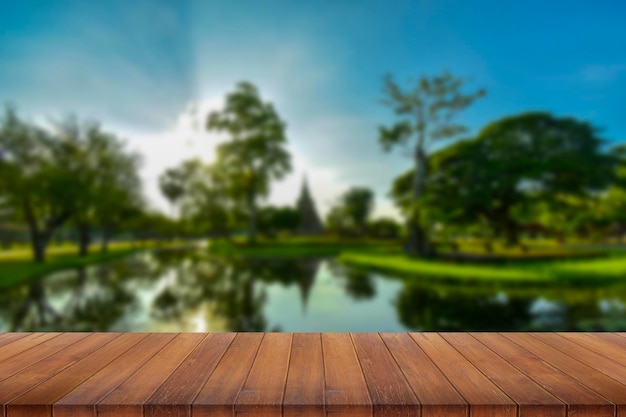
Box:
339;250;626;286
0;240;171;289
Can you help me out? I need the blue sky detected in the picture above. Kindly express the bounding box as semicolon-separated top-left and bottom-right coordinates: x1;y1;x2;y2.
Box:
1;0;625;218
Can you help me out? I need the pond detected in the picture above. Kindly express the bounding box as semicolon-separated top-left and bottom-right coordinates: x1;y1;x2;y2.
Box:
1;248;626;332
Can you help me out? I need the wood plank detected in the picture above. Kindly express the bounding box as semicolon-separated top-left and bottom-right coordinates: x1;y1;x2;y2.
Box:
193;333;264;417
7;333;145;417
474;333;615;417
562;333;626;366
0;333;70;381
351;333;420;417
235;333;292;417
534;333;626;387
53;333;177;417
410;332;516;417
0;333;117;417
143;333;235;417
283;333;325;417
96;333;205;417
0;333;30;350
380;333;467;417
507;333;626;417
441;332;565;417
322;333;372;417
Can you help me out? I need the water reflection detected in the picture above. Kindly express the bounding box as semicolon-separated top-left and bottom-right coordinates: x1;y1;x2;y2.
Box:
1;249;626;331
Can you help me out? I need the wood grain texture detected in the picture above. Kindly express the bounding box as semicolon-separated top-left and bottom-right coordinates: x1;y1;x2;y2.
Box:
351;333;420;417
143;332;235;417
411;332;517;417
380;333;467;417
508;333;626;417
53;333;177;417
474;333;615;417
235;333;292;417
322;333;372;417
7;333;143;417
193;333;264;417
0;332;624;417
0;333;118;417
441;332;564;417
96;333;205;417
283;333;325;417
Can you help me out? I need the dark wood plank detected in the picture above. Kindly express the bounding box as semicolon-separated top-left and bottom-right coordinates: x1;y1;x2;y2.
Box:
441;332;564;417
53;333;177;417
351;333;420;417
143;333;235;417
322;333;372;417
474;333;615;417
0;333;117;417
7;333;145;417
381;333;467;417
283;333;325;417
0;333;76;381
235;333;292;417
0;333;30;350
562;333;626;366
193;333;264;417
96;333;205;417
411;332;516;417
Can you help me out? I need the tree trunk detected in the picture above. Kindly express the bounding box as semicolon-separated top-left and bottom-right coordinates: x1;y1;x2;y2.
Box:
29;228;47;263
77;223;90;257
407;145;434;257
247;191;257;245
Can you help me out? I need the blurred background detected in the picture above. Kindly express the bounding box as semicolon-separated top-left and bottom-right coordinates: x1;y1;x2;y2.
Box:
1;0;626;332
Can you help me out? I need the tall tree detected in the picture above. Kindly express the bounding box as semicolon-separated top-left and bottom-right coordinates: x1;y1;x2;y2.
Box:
55;117;142;256
206;81;291;244
0;107;77;261
379;71;485;256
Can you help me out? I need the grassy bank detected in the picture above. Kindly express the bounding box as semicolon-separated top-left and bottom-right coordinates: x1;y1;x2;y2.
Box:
339;250;626;286
0;241;170;289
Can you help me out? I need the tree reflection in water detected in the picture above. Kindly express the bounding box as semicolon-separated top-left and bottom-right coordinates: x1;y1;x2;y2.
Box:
1;249;626;332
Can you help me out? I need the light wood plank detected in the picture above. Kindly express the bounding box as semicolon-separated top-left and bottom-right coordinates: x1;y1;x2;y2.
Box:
411;332;517;417
7;333;145;417
235;333;292;417
0;333;83;382
193;333;264;417
0;333;33;350
352;333;420;417
95;333;205;417
0;333;117;417
283;333;325;417
381;333;467;417
563;333;626;366
442;333;565;417
505;333;626;417
322;333;372;417
53;333;177;417
143;333;235;417
474;333;615;417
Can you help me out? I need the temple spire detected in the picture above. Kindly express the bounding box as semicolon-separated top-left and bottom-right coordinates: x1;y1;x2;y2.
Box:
296;174;324;235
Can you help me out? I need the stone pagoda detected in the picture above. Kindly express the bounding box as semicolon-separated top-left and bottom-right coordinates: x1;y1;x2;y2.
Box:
296;175;324;235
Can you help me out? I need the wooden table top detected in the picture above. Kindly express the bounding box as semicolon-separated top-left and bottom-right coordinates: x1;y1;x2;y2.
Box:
0;332;625;417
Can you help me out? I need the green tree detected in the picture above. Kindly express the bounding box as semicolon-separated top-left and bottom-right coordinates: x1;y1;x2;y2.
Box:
55;117;143;256
392;112;618;245
0;107;77;261
206;82;292;244
379;71;485;256
341;187;374;235
258;205;301;237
